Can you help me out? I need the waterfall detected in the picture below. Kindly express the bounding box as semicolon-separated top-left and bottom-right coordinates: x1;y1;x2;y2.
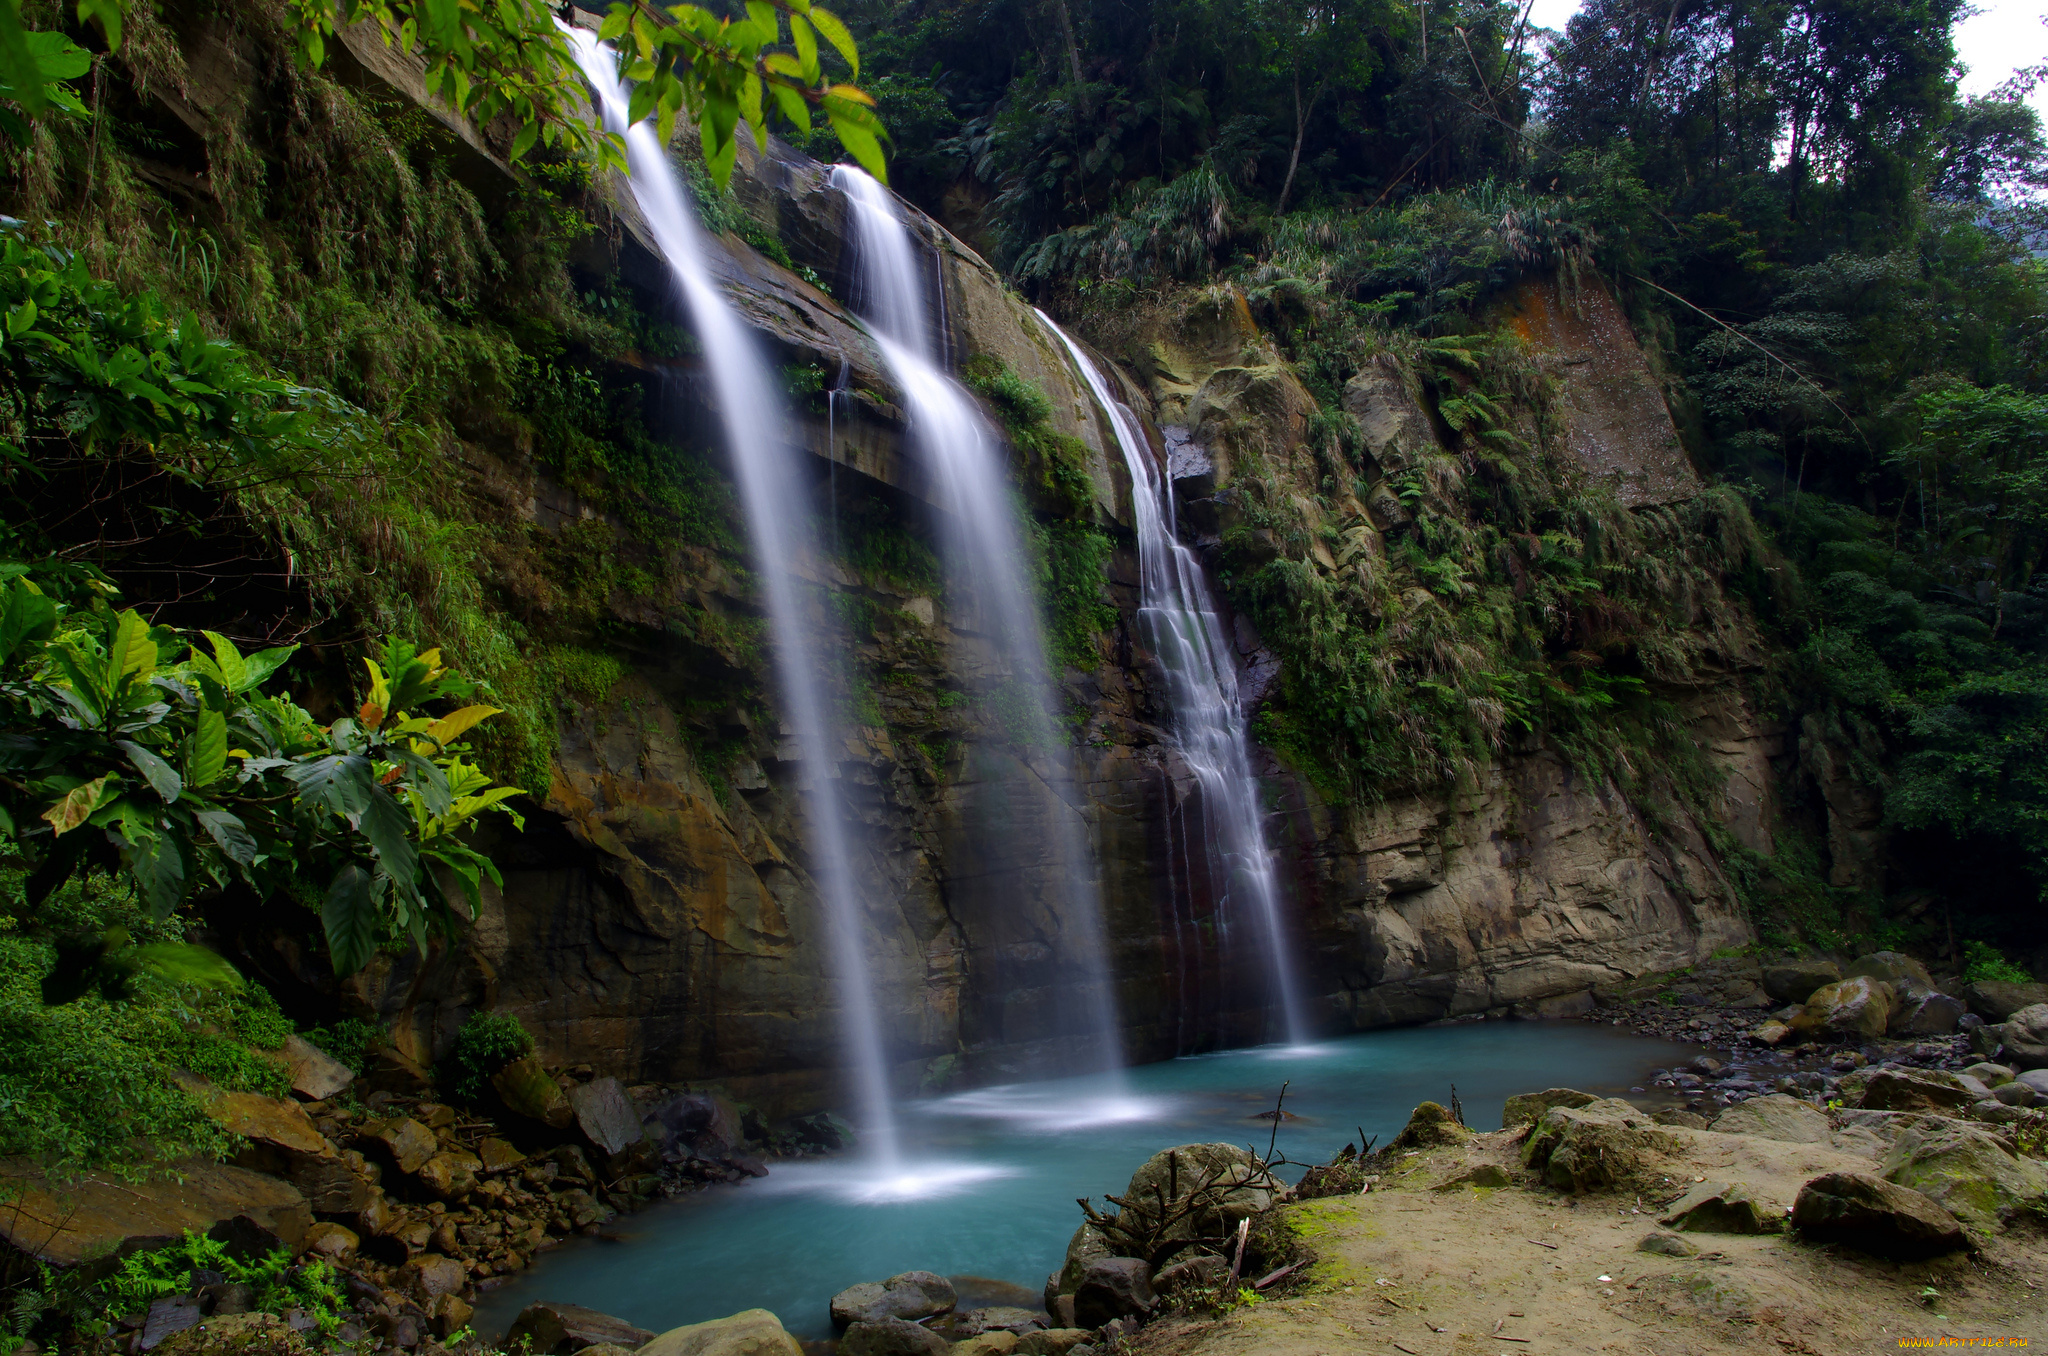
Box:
830;165;1125;1077
564;32;902;1166
1039;315;1310;1046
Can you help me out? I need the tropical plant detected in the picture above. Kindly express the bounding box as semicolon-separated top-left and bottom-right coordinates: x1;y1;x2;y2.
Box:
0;579;524;977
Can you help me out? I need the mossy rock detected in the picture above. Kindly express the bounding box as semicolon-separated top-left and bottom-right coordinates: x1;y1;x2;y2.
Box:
1502;1088;1597;1130
1387;1101;1472;1152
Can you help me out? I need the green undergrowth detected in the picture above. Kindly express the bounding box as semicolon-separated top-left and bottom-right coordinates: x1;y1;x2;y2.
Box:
0;874;297;1185
6;1231;346;1350
963;353;1097;519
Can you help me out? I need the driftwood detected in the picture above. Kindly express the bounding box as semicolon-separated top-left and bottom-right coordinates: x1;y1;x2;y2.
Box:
1075;1147;1284;1268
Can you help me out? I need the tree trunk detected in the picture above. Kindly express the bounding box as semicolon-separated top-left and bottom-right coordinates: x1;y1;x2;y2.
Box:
1277;71;1320;215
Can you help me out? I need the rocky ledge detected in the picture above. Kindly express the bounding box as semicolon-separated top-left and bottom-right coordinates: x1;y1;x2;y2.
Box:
0;1051;847;1356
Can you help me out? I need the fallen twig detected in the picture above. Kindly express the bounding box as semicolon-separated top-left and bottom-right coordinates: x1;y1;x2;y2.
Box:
1227;1215;1251;1290
1527;1238;1558;1249
1253;1261;1305;1290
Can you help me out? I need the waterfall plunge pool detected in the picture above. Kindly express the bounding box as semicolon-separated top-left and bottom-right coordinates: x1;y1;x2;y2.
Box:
473;1021;1700;1341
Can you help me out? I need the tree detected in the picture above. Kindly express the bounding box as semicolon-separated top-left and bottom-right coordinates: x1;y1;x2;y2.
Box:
0;0;885;184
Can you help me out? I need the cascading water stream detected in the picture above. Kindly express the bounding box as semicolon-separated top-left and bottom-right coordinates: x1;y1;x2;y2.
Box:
1038;315;1310;1045
563;31;903;1168
830;165;1126;1078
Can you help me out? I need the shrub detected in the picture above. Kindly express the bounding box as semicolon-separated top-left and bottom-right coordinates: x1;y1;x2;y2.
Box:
450;1010;534;1101
302;1017;385;1076
1964;940;2033;985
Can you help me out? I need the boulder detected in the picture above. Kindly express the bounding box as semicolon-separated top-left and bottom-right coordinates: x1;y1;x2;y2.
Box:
1994;1081;2039;1108
359;1117;437;1176
830;1273;957;1326
507;1301;658;1354
300;1222;359;1260
0;1160;310;1266
839;1318;949;1356
1791;1171;1968;1259
1880;1119;2048;1231
1500;1089;1596;1129
1890;986;1966;1036
426;1292;474;1339
478;1137;527;1174
1522;1100;1676;1193
955;1335;1021;1356
571;1077;643;1158
1710;1095;1829;1144
1071;1257;1155;1328
1965;1062;2015;1087
952;1308;1043;1337
493;1056;576;1130
1761;959;1841;1004
404;1253;467;1299
638;1311;805;1356
1012;1331;1093;1356
1996;1003;2048;1070
152;1312;313;1355
1847;951;1934;989
1388;1101;1470;1150
1748;1020;1793;1047
1858;1068;1978;1114
1965;981;2048;1021
282;1034;354;1102
141;1296;204;1351
1053;1222;1113;1301
1792;976;1894;1040
181;1084;366;1214
1650;1109;1709;1129
2017;1069;2048;1097
1636;1230;1698;1257
416;1149;482;1200
1656;1181;1783;1234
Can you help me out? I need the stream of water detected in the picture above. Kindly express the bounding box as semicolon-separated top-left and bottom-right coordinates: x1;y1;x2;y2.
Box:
564;34;902;1168
1038;315;1308;1046
831;165;1125;1075
474;1022;1699;1342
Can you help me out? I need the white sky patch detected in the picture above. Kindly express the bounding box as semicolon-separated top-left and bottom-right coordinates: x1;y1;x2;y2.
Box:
1518;0;2048;119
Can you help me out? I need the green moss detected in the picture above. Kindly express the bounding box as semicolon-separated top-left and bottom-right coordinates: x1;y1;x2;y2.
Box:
961;354;1096;519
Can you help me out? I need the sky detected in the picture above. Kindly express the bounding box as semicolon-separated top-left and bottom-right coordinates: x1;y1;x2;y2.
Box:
1522;0;2048;118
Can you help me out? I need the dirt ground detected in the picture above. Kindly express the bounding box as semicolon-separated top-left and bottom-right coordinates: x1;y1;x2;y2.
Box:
1132;1127;2048;1356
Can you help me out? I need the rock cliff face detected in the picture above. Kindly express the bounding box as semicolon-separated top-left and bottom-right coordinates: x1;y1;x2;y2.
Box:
197;37;1763;1111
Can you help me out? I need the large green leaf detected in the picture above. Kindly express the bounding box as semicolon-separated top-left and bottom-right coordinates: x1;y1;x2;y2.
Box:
116;739;183;803
127;832;187;919
322;863;378;976
0;580;56;665
356;783;420;902
193;807;259;866
184;705;227;788
285;753;374;818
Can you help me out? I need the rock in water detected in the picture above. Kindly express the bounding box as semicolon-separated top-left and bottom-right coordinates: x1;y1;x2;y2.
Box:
506;1301;657;1354
1761;959;1841;1004
1635;1231;1698;1257
831;1272;957;1326
1657;1181;1783;1234
1072;1258;1155;1328
1792;1172;1967;1259
1880;1120;2048;1231
1500;1089;1596;1129
1711;1095;1829;1144
640;1310;806;1356
839;1318;950;1356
